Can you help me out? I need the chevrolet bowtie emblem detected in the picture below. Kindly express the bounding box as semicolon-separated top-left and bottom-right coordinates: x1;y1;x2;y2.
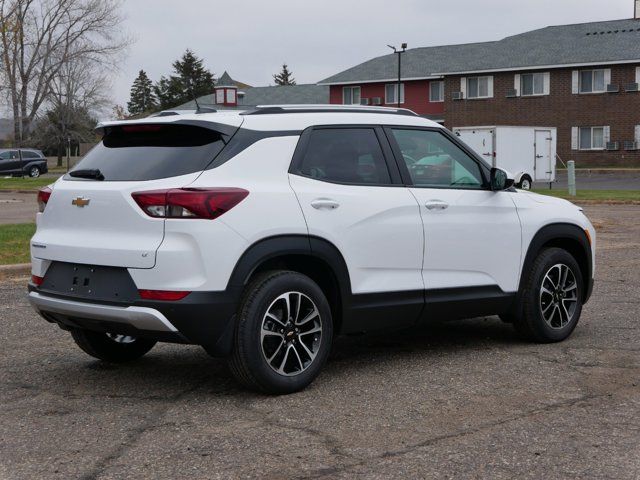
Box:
71;197;90;207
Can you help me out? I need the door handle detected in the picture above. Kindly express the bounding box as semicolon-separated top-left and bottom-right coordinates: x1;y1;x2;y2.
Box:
311;199;340;210
425;200;449;210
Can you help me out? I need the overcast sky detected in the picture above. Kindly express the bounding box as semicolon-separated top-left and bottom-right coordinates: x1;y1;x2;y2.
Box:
85;0;640;107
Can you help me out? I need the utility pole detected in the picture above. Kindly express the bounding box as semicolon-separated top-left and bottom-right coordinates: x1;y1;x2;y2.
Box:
388;43;407;108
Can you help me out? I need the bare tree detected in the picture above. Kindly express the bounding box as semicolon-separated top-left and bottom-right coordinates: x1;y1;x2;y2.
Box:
39;53;110;164
0;0;129;146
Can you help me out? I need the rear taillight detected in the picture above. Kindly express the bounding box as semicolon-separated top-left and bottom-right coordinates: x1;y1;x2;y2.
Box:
31;275;44;286
131;188;249;220
37;187;52;213
138;289;191;301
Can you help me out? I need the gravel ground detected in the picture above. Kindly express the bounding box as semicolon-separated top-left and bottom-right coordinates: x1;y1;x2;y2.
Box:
0;204;639;479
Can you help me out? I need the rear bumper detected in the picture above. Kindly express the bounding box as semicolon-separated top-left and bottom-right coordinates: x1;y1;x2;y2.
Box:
27;285;242;356
28;291;177;332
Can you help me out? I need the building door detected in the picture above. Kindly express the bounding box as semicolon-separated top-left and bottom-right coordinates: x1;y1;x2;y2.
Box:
534;130;553;182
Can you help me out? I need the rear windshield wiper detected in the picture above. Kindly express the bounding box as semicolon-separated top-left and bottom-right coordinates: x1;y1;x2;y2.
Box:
69;169;105;181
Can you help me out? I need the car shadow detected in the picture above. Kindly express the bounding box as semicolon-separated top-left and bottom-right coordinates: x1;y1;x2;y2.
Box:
21;316;524;399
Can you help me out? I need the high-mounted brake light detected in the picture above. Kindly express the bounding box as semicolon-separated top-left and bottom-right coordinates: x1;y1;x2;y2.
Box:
121;125;163;133
138;289;191;301
37;187;52;213
131;188;249;220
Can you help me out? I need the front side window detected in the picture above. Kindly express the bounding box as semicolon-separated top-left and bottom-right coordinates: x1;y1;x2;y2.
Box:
467;76;492;99
385;83;405;104
390;129;484;189
579;127;605;150
429;81;444;102
521;73;546;96
296;128;391;185
0;150;18;160
342;86;361;105
580;69;606;93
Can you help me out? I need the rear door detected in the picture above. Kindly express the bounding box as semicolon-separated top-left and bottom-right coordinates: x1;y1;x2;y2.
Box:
534;129;553;182
288;126;424;330
454;128;495;166
32;121;240;268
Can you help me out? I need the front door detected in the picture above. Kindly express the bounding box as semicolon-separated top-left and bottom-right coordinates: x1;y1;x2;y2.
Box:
534;129;553;182
385;127;522;316
289;126;425;331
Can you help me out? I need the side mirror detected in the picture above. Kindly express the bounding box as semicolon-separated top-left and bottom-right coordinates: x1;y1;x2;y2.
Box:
490;167;515;191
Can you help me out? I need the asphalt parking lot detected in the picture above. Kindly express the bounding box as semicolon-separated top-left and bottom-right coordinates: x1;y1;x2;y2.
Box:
1;204;639;479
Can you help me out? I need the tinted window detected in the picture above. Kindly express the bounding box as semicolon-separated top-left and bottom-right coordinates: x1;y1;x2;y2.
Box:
391;129;484;189
21;151;40;159
297;128;391;185
66;124;226;181
0;150;18;160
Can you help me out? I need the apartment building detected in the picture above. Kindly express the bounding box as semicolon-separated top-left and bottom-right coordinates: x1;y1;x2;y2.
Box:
320;18;640;167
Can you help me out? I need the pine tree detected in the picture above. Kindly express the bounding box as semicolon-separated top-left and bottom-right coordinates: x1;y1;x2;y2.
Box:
127;70;157;115
273;64;296;86
154;50;216;109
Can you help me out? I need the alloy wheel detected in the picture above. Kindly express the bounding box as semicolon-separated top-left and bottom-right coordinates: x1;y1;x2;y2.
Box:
106;333;137;344
539;263;578;329
260;291;323;376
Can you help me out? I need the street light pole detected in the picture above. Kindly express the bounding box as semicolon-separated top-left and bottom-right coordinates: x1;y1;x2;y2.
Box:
388;43;407;108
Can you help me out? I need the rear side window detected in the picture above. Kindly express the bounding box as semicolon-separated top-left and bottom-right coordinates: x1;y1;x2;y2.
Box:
67;124;226;181
22;151;40;159
295;128;391;185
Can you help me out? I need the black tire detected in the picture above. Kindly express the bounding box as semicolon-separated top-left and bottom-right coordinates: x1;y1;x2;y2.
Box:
228;270;333;394
512;247;584;343
70;329;156;362
28;166;40;178
518;175;532;190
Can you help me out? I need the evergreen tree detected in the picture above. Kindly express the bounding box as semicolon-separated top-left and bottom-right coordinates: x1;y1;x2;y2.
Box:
273;64;296;86
127;70;157;115
154;50;216;109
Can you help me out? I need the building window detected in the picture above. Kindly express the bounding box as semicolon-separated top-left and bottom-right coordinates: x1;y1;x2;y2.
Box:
579;127;605;150
429;81;444;102
215;90;224;104
579;69;606;93
342;86;361;105
521;73;546;96
385;83;405;104
467;76;492;99
226;89;236;103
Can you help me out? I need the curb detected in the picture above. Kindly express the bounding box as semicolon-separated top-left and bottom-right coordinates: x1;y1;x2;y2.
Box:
0;263;31;281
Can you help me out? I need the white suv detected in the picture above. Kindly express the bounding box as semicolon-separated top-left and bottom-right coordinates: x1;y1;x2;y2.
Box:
28;106;595;394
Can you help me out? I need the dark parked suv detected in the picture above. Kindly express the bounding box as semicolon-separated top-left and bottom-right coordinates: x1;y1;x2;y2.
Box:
0;149;48;177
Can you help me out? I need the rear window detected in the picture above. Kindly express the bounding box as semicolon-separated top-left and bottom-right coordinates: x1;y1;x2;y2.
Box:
66;124;226;181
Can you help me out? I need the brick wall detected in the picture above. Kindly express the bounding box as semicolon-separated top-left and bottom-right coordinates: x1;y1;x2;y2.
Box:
329;81;445;117
444;64;640;167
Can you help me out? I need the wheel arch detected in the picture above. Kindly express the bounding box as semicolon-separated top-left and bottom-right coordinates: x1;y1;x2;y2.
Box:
227;235;352;333
520;223;592;303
